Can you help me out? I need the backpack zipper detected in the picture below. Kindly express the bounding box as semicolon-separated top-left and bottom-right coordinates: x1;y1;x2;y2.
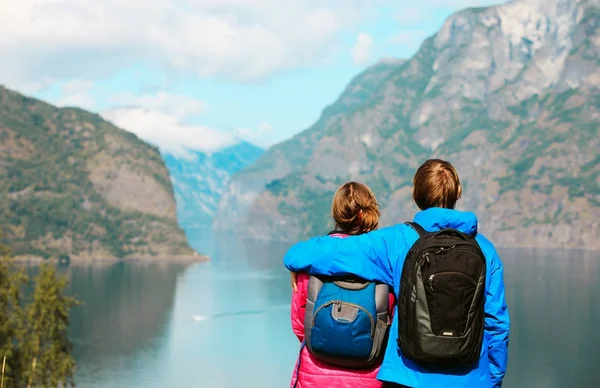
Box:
419;248;485;268
426;271;478;293
428;274;435;292
312;300;375;337
435;244;456;254
423;245;459;264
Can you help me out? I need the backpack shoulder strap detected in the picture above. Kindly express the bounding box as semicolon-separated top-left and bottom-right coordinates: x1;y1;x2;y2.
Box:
404;222;427;237
306;276;324;302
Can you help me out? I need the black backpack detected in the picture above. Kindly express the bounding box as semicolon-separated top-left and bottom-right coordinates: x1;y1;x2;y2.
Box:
397;222;486;367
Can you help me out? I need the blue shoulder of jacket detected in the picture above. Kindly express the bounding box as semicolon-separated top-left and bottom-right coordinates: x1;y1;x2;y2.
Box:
475;233;502;270
283;223;415;281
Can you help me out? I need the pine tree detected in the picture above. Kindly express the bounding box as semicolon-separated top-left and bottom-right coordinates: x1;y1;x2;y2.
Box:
0;238;78;388
18;264;78;388
0;239;25;388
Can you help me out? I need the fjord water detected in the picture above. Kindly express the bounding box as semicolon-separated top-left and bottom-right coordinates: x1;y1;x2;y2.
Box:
66;231;599;388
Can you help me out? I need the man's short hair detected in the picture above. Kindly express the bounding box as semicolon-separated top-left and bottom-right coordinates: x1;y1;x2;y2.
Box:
412;159;462;210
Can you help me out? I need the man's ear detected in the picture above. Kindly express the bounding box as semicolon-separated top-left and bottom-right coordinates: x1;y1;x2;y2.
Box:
411;186;420;209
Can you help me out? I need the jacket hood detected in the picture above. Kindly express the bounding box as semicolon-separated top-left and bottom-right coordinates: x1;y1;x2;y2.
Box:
413;207;478;236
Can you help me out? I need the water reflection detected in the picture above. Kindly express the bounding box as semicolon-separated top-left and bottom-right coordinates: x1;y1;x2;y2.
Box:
500;248;599;388
67;263;188;357
64;262;188;386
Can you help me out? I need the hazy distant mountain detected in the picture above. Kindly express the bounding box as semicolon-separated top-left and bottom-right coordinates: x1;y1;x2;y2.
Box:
213;0;600;250
163;141;263;229
0;86;199;261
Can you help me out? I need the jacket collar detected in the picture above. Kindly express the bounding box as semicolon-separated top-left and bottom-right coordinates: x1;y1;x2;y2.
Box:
413;207;478;236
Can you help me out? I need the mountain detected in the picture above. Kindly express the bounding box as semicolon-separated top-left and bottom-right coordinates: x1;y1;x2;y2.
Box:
0;86;202;261
163;141;263;229
213;0;600;250
212;58;404;235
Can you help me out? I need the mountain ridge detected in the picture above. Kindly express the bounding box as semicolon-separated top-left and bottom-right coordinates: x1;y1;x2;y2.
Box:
212;0;600;250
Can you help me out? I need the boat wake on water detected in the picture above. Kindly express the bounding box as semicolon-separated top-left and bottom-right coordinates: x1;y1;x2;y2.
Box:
191;304;289;322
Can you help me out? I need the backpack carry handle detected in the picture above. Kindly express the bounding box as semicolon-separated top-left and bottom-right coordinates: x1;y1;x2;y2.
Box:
432;228;471;240
405;222;475;239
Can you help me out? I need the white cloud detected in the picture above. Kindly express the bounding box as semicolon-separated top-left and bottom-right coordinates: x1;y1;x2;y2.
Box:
351;33;373;66
109;92;206;121
0;0;379;87
101;107;237;158
61;85;275;155
235;121;274;148
100;90;234;157
17;77;57;94
55;79;96;110
0;0;508;90
57;93;96;111
62;79;95;96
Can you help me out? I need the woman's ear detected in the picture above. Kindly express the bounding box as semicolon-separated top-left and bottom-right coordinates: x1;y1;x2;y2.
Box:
457;183;463;200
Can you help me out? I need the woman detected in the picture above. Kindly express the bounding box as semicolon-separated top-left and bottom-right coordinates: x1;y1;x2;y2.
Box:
289;182;394;388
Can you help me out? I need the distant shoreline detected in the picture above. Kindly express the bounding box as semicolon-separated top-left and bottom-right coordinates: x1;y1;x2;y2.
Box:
11;254;210;265
494;244;599;252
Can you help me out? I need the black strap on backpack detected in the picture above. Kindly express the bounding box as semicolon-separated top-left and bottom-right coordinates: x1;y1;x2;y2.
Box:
405;221;427;237
398;221;486;367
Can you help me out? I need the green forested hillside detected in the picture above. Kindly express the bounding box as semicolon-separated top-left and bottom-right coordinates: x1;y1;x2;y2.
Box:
0;86;198;260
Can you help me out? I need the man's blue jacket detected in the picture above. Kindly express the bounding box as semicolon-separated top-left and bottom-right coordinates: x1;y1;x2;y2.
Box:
284;208;510;388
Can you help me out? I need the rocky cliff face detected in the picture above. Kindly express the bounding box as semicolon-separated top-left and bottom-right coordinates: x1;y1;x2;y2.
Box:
163;142;263;229
213;0;600;250
212;59;404;235
0;86;201;261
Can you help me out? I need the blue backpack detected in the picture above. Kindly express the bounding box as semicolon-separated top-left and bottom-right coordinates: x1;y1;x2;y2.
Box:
304;275;391;368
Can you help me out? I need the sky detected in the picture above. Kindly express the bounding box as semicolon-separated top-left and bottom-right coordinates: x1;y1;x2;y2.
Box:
0;0;507;157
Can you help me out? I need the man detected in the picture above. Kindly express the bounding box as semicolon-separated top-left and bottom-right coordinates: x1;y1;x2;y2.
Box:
284;159;509;388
